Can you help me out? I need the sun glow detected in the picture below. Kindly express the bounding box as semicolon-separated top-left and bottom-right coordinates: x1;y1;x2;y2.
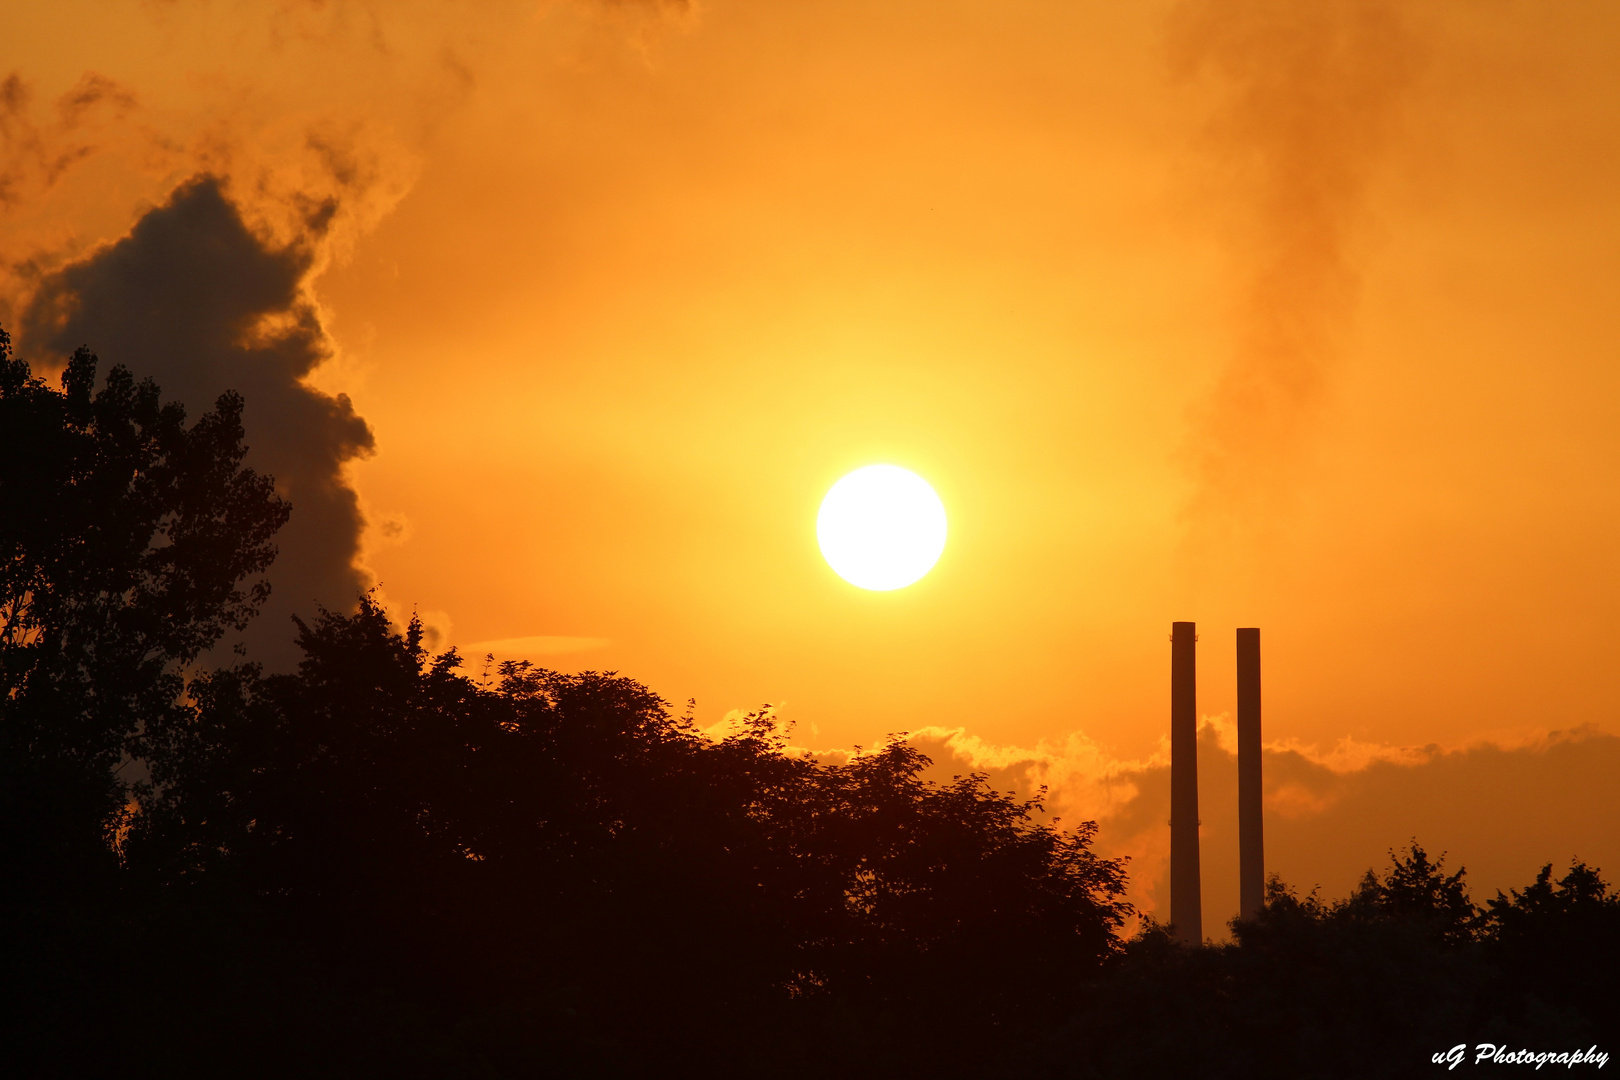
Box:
816;465;947;591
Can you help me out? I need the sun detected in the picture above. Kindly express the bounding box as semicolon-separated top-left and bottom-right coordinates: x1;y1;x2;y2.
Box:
817;465;947;591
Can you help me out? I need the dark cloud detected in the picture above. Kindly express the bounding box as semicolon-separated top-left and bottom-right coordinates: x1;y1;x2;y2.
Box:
913;721;1620;936
20;175;373;669
1251;727;1620;911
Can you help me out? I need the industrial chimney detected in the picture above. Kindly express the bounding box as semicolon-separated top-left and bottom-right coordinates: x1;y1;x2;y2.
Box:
1170;621;1202;944
1237;627;1264;920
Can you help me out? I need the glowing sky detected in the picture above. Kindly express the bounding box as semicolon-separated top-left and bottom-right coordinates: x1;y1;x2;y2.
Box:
4;0;1617;930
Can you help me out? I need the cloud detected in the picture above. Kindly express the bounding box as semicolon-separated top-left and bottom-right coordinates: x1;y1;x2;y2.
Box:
697;702;779;742
18;176;375;669
904;719;1620;938
1167;0;1424;541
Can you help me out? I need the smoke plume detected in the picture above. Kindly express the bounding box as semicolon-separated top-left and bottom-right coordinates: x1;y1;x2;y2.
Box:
20;177;374;669
0;71;136;210
1168;0;1423;541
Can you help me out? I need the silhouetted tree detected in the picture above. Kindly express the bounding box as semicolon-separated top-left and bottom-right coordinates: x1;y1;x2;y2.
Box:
1021;844;1620;1079
1342;841;1479;945
1477;860;1620;1031
126;593;1131;1075
0;326;288;894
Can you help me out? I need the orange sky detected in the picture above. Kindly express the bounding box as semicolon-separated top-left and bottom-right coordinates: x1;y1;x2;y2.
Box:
4;0;1617;931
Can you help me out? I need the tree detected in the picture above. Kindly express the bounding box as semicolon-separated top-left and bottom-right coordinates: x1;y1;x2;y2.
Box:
1342;841;1478;945
1478;860;1620;1024
127;592;1134;1074
0;326;289;892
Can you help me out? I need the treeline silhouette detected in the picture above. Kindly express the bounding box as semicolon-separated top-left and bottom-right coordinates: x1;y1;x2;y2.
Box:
3;334;1616;1078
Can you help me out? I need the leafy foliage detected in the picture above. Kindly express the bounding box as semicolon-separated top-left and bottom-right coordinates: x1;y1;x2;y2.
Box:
1341;841;1477;945
1023;846;1618;1078
1476;860;1620;1029
129;594;1132;1072
0;329;288;891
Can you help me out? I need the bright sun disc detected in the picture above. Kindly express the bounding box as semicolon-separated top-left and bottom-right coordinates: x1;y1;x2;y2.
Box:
817;465;947;591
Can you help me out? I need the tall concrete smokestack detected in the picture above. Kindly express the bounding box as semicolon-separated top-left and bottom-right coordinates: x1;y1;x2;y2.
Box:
1238;627;1264;920
1170;621;1202;944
